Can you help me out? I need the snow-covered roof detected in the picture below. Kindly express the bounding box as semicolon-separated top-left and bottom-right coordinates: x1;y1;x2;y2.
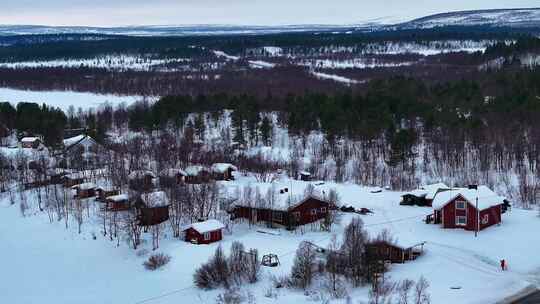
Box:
140;191;169;207
184;219;224;234
106;194;129;202
159;168;187;177
421;182;450;200
71;182;96;190
185;165;210;176
432;186;504;210
21;137;40;143
403;182;450;200
128;170;156;180
211;163;237;173
300;171;311;176
233;183;329;211
63;135;85;147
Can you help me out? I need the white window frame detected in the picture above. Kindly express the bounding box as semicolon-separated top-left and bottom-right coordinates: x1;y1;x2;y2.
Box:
204;232;211;241
481;214;489;225
456;216;467;226
311;209;317;215
455;200;467;210
320;207;327;213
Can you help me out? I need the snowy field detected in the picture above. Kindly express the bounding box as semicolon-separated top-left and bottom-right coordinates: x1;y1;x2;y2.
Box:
0;87;154;111
1;175;539;304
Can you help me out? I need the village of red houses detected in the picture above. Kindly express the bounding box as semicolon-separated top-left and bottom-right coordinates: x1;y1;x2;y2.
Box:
1;131;539;304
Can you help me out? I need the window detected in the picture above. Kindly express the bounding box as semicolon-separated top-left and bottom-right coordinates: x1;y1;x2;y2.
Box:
481;214;489;225
456;216;467;226
320;207;327;213
204;232;211;241
455;200;466;210
311;209;317;215
293;212;301;220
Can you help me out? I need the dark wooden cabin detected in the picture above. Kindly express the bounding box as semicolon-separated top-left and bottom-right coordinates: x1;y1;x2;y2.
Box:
299;171;312;181
72;183;96;199
104;194;130;211
136;191;170;226
96;186;120;202
158;168;186;187
128;170;155;191
185;165;212;184
211;163;237;181
366;241;425;264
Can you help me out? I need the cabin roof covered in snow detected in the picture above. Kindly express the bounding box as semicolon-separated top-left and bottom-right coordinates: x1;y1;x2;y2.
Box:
63;134;97;149
403;182;450;199
159;168;187;177
232;183;329;211
184;219;224;234
71;182;96;190
140;191;169;207
128;170;156;180
106;194;129;202
211;163;237;173
20;137;40;143
432;186;504;210
185;165;210;176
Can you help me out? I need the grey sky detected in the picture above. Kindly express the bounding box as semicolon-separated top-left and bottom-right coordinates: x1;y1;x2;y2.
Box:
1;0;539;26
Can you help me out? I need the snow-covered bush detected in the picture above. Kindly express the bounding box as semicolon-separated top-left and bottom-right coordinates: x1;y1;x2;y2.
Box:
143;253;171;270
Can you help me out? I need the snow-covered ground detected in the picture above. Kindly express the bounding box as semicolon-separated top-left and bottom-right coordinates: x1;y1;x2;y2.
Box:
1;175;538;304
0;87;155;111
310;71;364;85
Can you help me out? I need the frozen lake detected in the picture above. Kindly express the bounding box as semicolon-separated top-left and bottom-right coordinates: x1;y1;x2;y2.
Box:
0;87;154;111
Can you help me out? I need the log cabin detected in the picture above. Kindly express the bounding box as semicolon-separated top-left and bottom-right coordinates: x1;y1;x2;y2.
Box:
104;194;130;211
128;170;156;191
211;163;237;181
366;240;425;264
158;168;186;187
136;191;170;226
72;182;97;199
432;186;504;231
184;165;212;184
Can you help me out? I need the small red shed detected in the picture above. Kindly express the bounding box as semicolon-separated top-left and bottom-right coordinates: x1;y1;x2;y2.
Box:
183;219;225;244
432;186;504;231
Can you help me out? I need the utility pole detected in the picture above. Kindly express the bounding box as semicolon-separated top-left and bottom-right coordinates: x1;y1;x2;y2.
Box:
468;184;479;238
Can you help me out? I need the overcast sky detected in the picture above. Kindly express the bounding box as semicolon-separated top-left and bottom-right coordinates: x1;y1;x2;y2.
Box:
2;0;539;27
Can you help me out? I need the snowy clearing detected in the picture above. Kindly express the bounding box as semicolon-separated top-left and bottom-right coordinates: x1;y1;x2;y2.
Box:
0;87;155;111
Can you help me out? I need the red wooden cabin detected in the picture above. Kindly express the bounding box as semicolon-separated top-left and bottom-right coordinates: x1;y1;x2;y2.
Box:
184;165;212;184
105;194;130;211
366;240;425;264
211;163;237;181
136;191;170;226
72;182;96;199
233;186;331;229
183;219;225;244
432;186;504;231
158;168;186;187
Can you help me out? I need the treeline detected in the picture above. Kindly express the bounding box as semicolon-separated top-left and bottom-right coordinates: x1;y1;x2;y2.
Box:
0;102;66;145
0;26;534;62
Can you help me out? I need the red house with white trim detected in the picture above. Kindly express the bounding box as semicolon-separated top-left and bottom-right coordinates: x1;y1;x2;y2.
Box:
183;219;225;244
432;186;504;231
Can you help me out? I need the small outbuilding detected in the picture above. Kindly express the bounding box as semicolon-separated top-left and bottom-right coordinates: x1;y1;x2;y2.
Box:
299;171;312;181
136;191;170;226
184;165;212;184
128;170;156;191
401;183;451;207
96;186;120;202
159;168;186;187
211;163;237;181
183;219;225;244
20;137;42;149
366;240;425;264
105;194;130;211
72;182;96;199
